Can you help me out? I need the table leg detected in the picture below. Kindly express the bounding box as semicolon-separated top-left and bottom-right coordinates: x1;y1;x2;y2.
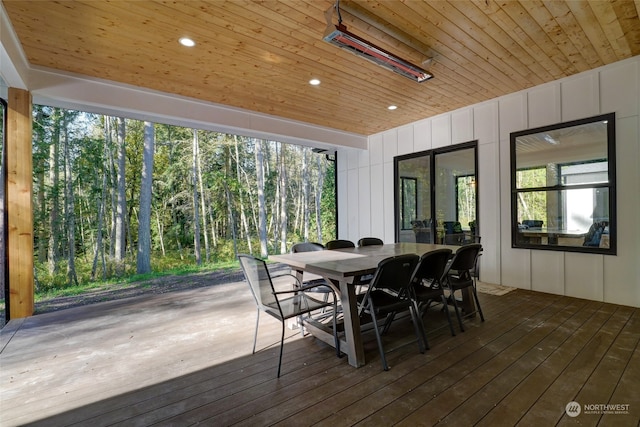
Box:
336;279;365;367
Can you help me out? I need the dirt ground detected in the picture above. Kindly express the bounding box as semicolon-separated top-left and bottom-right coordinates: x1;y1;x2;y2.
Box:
0;264;288;329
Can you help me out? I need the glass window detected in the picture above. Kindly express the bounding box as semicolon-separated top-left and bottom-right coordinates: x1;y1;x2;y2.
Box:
395;141;477;245
511;113;616;254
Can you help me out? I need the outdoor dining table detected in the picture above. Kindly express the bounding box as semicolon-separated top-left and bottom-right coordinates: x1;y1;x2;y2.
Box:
270;242;462;368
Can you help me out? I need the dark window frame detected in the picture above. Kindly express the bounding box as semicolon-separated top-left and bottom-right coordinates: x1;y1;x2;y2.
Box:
394;140;478;243
510;113;616;255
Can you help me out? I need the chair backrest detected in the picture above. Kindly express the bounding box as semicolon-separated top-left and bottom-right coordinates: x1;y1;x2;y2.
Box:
369;254;419;294
238;254;277;310
446;244;482;279
290;242;325;253
358;237;383;247
325;239;355;250
410;248;453;287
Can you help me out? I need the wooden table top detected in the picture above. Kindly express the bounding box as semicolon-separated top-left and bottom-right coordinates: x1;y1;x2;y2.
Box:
270;243;459;283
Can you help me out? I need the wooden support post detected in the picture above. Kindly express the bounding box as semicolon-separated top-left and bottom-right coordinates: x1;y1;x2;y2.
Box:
7;87;34;319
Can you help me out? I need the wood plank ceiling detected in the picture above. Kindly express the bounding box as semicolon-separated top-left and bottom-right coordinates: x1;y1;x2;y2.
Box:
3;0;640;136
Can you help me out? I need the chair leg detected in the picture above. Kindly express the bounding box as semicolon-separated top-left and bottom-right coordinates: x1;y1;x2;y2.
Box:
410;302;428;352
472;285;485;322
252;309;260;354
381;312;396;335
277;321;285;378
369;306;389;371
449;289;465;332
440;295;456;336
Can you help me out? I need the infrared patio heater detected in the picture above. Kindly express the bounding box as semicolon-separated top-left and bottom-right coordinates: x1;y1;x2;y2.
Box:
323;0;433;83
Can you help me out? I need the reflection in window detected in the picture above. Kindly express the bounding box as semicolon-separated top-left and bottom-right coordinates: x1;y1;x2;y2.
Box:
511;113;616;254
400;177;417;230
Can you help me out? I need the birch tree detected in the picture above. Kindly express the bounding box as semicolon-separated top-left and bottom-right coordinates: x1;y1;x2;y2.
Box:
114;117;127;273
136;121;155;274
255;138;268;257
192;129;202;265
279;143;288;253
62;112;78;286
48;108;62;275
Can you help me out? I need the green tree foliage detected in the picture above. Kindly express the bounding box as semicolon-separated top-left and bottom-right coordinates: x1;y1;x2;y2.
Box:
32;107;336;290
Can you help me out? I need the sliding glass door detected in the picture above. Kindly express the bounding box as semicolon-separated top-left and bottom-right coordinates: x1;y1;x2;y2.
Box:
395;141;478;245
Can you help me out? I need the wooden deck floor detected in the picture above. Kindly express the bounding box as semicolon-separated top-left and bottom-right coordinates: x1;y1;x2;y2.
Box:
1;278;639;426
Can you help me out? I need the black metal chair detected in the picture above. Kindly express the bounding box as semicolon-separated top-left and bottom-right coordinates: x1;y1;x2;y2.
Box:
325;239;355;250
442;244;485;332
409;248;456;337
238;254;340;377
357;237;383;247
357;253;425;371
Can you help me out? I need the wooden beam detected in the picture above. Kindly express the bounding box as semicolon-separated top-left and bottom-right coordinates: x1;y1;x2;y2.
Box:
7;87;34;319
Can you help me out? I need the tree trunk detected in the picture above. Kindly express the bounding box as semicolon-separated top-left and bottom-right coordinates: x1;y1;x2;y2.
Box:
234;136;252;253
155;209;166;257
48;108;61;275
115;117;127;274
136;122;155;274
195;130;209;263
91;160;107;280
315;154;325;242
192;129;202;265
279;143;288;253
255;139;268;257
302;148;310;240
62;113;78;286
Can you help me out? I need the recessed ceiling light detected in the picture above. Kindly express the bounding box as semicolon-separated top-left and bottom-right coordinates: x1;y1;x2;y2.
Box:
179;37;195;47
388;105;398;110
309;78;321;86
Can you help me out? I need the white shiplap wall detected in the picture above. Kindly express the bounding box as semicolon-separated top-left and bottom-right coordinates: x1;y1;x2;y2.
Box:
337;56;640;308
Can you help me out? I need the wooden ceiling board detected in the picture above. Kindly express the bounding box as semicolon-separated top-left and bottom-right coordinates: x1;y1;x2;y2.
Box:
3;0;639;136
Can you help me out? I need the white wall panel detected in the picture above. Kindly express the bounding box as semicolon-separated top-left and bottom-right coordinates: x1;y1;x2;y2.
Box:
357;147;370;169
358;167;372;239
528;83;561;128
565;252;604;301
397;125;414;155
477;142;501;284
414;119;432;152
432;114;451;148
383;162;396;243
347;149;360;170
347;168;359;242
368;133;383;166
370;164;385;241
499;93;527;141
603;116;640;306
561;73;599;121
452;108;473;144
474;101;499;145
499;93;531;289
600;59;638;119
337;149;347;173
383;129;399;160
531;251;565;295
